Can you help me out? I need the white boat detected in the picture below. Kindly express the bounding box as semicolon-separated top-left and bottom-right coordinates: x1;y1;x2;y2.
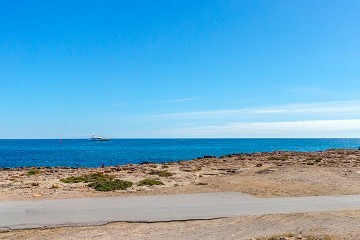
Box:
89;135;111;141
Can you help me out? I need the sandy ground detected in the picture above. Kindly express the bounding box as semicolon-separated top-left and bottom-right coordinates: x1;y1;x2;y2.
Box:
1;149;360;200
1;210;359;240
1;150;360;239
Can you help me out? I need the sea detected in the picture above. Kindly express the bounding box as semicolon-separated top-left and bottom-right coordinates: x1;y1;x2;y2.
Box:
0;138;360;168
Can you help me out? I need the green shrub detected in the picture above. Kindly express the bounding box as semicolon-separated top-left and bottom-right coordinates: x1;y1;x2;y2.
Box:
138;179;164;186
60;176;85;183
60;172;114;184
267;156;288;161
149;170;173;177
88;179;133;191
83;172;115;182
60;172;131;191
27;169;41;176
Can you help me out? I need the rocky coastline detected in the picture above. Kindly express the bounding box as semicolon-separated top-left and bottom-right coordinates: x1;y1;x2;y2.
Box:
1;149;359;201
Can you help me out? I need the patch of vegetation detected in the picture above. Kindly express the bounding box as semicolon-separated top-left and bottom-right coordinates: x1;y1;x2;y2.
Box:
88;179;133;191
60;176;85;183
31;182;39;186
83;172;115;183
60;172;132;191
195;182;208;185
161;165;169;169
267;156;288;161
149;170;173;177
27;168;41;176
60;173;115;184
138;179;164;186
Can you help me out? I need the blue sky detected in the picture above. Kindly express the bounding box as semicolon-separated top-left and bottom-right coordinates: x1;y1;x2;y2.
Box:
1;0;360;138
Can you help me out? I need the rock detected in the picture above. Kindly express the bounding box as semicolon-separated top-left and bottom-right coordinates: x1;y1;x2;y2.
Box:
139;161;155;165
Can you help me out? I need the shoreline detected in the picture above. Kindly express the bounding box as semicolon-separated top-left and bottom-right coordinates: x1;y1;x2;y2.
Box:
1;148;358;170
1;149;360;201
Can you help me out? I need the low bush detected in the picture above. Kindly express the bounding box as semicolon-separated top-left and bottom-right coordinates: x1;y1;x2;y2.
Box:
267;156;288;161
60;172;114;183
149;170;173;177
27;168;41;176
88;179;133;191
83;172;115;182
60;176;85;183
138;179;164;186
60;172;132;191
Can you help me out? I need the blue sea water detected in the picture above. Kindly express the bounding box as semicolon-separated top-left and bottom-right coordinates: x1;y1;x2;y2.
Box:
0;138;360;168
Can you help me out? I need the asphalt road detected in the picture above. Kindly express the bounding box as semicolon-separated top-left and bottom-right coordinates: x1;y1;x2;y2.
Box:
1;192;360;230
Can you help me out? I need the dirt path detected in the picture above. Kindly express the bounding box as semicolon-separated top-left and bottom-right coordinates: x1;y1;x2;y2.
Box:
1;210;360;240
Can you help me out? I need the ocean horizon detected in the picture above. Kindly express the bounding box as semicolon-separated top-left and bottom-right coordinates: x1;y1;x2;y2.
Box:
1;138;360;168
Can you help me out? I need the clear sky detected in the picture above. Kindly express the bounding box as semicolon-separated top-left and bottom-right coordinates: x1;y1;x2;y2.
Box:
1;0;360;138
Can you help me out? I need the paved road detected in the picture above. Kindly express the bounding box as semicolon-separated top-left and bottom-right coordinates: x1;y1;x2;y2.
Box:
1;192;360;230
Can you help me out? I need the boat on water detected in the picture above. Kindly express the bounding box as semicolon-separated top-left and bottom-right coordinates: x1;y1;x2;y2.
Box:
89;135;111;141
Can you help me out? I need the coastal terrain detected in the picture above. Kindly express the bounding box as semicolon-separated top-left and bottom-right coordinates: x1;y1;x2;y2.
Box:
1;149;359;200
1;149;360;239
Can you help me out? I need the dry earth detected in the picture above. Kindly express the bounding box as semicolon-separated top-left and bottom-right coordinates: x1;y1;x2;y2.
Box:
1;211;359;240
1;150;360;239
1;149;360;200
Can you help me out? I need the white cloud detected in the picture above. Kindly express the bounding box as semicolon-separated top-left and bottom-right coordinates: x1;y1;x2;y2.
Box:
132;101;360;120
159;119;360;138
219;119;360;132
252;101;360;115
142;109;246;119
